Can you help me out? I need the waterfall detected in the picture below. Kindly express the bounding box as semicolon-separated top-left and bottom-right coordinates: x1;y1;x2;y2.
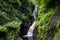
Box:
23;21;36;37
22;7;38;40
32;7;38;20
23;7;38;37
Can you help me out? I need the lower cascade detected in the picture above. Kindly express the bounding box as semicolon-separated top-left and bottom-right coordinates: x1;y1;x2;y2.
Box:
23;21;36;37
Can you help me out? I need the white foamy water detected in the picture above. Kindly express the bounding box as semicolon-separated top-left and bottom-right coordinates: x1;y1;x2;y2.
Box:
32;7;38;20
23;21;36;37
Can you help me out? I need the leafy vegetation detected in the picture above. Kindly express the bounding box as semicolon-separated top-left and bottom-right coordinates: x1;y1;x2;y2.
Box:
36;0;60;40
0;0;60;40
0;0;35;40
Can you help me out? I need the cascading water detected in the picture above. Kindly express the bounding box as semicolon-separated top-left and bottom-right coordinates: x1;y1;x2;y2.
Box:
32;7;38;20
23;7;38;40
24;21;36;37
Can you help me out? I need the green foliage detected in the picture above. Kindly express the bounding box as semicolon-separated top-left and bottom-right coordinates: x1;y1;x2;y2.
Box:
36;0;60;40
37;7;57;40
0;0;35;40
0;25;7;32
4;20;21;29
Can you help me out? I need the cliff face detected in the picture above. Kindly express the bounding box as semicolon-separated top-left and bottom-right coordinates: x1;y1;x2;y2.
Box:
36;0;60;40
0;0;35;40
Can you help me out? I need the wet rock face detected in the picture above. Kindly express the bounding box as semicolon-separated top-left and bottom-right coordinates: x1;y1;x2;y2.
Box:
33;27;41;40
19;17;34;37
